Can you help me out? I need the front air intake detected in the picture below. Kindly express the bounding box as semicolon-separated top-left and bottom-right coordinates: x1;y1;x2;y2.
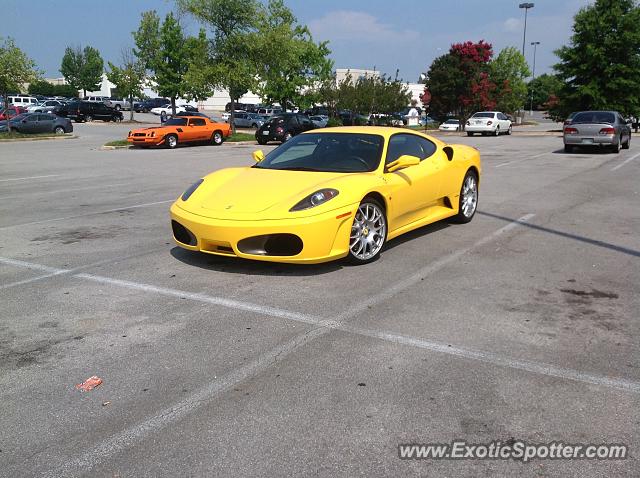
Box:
237;234;303;256
171;220;196;246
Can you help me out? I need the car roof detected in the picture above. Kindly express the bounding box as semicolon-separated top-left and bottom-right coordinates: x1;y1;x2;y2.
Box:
304;126;446;143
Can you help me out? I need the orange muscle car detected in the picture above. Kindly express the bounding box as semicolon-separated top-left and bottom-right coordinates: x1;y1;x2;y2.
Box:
127;116;231;148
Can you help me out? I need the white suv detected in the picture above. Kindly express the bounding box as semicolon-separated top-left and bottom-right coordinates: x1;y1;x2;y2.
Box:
466;111;512;136
8;96;39;107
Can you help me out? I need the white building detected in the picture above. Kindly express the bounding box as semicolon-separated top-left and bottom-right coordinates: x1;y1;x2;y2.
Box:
335;68;380;85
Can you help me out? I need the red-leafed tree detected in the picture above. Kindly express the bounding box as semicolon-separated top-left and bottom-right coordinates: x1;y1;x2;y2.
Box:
450;40;496;115
425;40;497;122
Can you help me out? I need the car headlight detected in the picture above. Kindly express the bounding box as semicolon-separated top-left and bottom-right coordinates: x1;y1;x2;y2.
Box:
181;179;204;201
290;188;339;211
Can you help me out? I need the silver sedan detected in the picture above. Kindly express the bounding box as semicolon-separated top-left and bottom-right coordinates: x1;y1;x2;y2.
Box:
563;111;631;153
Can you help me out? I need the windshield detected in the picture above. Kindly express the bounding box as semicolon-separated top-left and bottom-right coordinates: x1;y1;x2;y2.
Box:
255;133;385;173
164;118;188;126
572;112;615;124
472;112;495;118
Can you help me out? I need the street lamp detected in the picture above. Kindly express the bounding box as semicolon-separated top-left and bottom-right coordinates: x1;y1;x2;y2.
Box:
519;3;534;56
530;41;540;115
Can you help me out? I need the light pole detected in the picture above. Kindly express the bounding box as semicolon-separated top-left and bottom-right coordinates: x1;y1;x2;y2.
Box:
519;3;534;56
530;41;540;115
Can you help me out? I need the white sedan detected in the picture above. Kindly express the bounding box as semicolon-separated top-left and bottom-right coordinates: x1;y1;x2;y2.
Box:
465;111;512;136
439;119;460;131
150;104;188;116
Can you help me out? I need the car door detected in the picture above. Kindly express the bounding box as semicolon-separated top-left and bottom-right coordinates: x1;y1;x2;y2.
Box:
382;133;444;231
188;117;208;141
36;114;55;133
19;114;39;133
298;115;314;132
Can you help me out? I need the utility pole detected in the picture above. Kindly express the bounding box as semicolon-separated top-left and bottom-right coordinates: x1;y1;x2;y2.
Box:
519;3;535;56
530;41;540;115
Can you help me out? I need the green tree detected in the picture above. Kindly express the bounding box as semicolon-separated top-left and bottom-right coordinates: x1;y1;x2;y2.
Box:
154;12;191;115
133;10;161;72
491;47;530;114
527;73;562;111
179;0;261;133
0;37;40;132
106;49;146;121
553;0;640;117
60;45;104;97
424;53;466;119
253;0;333;111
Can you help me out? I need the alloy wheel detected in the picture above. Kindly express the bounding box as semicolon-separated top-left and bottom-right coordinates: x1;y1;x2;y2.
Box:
349;202;386;261
461;174;478;218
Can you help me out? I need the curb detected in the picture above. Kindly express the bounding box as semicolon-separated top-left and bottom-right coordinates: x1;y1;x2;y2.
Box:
101;145;131;150
0;134;77;143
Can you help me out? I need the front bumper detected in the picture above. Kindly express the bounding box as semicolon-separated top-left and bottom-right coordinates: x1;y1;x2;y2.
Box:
563;135;617;146
128;135;164;146
170;202;357;264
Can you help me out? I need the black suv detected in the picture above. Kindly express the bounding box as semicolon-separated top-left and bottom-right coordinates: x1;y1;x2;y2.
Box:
255;113;315;144
58;101;123;122
136;98;170;113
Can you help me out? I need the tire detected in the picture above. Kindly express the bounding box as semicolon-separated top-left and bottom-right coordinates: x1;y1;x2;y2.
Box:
165;134;178;149
283;132;293;142
564;144;573;153
467;132;474;137
611;139;621;154
257;137;267;145
251;123;258;128
347;199;387;264
454;170;479;224
494;127;500;136
507;125;512;135
211;130;223;146
115;105;121;111
622;135;630;150
85;115;93;122
54;126;65;135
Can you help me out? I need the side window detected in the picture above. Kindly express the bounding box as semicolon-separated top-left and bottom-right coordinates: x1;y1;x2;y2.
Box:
385;134;437;164
26;115;37;122
189;118;206;126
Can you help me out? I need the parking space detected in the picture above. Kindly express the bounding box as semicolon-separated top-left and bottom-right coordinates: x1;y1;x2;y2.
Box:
1;132;638;477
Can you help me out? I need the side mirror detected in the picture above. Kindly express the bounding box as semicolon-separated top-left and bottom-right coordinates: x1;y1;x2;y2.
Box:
252;149;265;162
386;154;420;172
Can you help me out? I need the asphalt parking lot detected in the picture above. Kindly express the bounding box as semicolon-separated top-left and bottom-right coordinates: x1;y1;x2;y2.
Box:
1;127;638;477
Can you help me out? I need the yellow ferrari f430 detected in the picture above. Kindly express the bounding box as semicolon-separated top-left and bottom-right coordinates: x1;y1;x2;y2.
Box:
170;126;481;264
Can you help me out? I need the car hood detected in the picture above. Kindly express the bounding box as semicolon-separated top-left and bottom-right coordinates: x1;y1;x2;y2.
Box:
178;166;372;219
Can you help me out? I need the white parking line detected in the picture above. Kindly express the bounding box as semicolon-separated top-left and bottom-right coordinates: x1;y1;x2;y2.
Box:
0;182;131;201
611;152;640;171
6;212;639;476
0;174;61;182
0;247;169;291
335;213;536;321
0;199;174;229
494;152;549;168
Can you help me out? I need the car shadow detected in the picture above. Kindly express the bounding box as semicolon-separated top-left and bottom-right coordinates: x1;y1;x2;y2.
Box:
170;246;343;276
382;220;452;252
552;147;617;155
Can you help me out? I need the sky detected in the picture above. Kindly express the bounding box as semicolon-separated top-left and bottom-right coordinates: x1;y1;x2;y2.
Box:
3;0;593;82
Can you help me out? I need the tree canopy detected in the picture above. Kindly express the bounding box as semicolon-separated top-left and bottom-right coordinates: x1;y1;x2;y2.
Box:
0;37;40;132
107;49;146;120
60;45;104;96
552;0;640;117
491;47;530;113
